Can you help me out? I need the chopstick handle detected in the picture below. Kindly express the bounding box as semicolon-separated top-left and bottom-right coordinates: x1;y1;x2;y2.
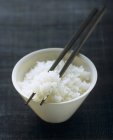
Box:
60;6;106;77
49;8;98;71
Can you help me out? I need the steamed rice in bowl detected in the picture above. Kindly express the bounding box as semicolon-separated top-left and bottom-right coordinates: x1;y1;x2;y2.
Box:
18;60;91;103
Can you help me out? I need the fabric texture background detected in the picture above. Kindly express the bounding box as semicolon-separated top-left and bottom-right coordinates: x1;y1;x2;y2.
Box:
0;0;113;139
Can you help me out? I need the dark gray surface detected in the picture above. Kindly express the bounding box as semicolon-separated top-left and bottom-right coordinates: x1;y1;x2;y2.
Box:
0;0;113;139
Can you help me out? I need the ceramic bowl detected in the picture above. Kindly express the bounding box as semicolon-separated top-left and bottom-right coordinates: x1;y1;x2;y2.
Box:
12;48;97;123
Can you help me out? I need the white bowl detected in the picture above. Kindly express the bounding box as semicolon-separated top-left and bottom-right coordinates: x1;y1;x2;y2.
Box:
12;48;97;123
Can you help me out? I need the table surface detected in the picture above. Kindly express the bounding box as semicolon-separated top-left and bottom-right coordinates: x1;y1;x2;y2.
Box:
0;0;113;139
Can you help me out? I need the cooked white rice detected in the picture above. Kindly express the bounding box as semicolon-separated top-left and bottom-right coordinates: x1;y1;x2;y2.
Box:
19;60;91;103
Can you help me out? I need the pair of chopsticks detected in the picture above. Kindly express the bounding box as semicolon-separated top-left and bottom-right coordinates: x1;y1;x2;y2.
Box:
25;6;106;106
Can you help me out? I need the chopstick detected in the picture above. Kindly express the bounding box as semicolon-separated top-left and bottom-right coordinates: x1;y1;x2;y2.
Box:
49;8;98;71
39;8;99;106
40;8;103;105
26;7;105;105
59;6;106;77
40;95;49;105
25;93;36;105
40;6;105;105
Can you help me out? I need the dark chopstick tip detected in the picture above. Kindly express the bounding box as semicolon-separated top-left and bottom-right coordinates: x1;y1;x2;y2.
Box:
25;93;36;105
40;95;49;106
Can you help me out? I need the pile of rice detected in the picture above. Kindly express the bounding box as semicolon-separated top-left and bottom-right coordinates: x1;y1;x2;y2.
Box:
19;60;91;103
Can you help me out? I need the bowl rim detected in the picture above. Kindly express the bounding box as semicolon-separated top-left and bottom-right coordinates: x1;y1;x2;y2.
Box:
12;48;98;105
